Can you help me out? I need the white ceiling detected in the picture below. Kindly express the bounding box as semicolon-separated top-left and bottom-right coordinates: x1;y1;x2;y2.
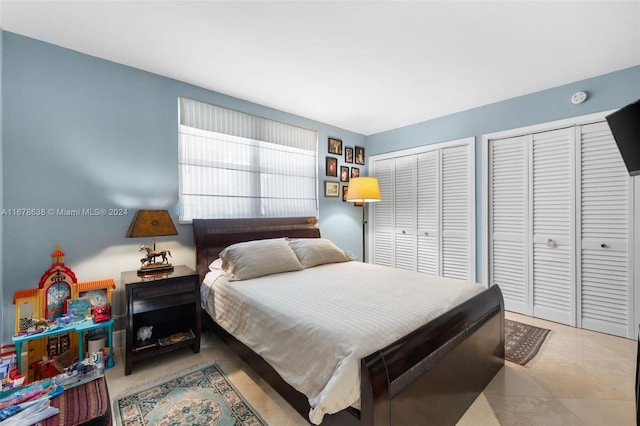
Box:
1;1;639;135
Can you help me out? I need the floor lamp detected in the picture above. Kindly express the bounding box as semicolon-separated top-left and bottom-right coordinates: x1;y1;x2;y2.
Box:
346;177;381;262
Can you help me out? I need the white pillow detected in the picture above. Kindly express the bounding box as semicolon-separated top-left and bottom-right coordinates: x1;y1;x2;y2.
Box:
208;258;223;272
288;238;352;268
219;238;303;280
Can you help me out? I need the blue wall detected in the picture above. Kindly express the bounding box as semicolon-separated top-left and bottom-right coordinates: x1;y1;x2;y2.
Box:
0;31;366;344
367;65;640;283
368;67;640;155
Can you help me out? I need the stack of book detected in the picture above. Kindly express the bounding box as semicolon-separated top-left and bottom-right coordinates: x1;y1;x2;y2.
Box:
0;379;62;424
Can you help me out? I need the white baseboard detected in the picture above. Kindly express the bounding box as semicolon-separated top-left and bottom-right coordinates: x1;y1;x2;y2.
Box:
113;329;125;351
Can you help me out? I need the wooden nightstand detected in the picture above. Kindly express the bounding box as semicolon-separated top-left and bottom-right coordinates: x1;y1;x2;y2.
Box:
122;265;201;375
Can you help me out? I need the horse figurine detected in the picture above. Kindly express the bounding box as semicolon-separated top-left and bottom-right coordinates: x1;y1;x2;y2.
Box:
139;244;172;268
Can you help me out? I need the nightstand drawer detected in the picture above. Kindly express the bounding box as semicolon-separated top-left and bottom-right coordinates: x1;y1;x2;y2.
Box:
132;281;195;299
132;292;196;314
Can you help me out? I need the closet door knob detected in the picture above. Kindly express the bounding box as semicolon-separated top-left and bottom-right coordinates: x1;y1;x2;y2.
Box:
601;243;608;249
546;239;556;248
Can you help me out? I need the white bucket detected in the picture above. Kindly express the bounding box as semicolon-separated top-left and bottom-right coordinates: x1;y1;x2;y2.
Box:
87;335;106;355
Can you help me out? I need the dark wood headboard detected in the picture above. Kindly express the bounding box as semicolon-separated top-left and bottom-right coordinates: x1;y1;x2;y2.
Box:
192;217;321;282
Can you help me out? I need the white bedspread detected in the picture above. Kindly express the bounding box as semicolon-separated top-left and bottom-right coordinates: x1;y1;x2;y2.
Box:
201;261;485;424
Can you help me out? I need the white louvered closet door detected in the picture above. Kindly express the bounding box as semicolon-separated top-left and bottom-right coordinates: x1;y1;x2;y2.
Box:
530;128;576;325
371;138;474;279
487;118;634;337
417;151;440;275
371;158;394;266
394;156;417;271
579;121;631;337
441;145;473;280
489;136;528;313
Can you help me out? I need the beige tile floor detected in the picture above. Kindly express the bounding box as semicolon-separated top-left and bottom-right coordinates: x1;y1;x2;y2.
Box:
106;312;637;425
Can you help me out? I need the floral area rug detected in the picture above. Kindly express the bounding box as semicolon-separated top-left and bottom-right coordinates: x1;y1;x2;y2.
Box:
113;363;267;425
505;319;552;367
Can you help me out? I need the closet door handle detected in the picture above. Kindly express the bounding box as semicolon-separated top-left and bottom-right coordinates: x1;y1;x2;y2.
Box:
601;243;608;249
546;239;556;248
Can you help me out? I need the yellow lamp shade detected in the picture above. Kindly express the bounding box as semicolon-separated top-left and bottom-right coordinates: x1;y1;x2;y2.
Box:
346;177;381;203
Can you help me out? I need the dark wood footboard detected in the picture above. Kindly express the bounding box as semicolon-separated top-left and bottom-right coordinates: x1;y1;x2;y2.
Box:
202;285;504;425
361;285;504;425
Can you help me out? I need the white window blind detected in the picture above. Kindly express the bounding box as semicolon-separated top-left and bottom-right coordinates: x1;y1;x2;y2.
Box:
178;98;318;222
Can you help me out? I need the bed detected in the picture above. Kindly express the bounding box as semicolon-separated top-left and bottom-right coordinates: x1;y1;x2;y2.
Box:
193;217;504;425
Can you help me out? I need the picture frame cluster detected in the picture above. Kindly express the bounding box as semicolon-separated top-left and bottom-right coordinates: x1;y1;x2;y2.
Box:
325;137;365;203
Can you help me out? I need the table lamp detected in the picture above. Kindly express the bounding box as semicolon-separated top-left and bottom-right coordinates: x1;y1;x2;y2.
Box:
126;209;178;274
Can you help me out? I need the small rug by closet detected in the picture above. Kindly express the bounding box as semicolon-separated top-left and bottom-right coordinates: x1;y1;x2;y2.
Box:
113;363;267;425
505;319;552;367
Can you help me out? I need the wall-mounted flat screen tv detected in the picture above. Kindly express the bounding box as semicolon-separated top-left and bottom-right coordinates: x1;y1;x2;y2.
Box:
606;99;640;176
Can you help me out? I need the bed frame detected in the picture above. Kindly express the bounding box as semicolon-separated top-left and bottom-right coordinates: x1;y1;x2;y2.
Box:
193;217;504;425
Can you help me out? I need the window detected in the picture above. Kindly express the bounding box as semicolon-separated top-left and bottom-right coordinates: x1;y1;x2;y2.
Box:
178;98;318;222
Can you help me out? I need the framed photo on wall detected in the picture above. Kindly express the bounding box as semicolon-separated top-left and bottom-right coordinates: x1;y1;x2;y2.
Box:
345;147;354;163
342;185;349;201
355;146;365;165
351;167;360;178
340;166;350;182
325;181;340;197
328;137;343;155
326;157;338;177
